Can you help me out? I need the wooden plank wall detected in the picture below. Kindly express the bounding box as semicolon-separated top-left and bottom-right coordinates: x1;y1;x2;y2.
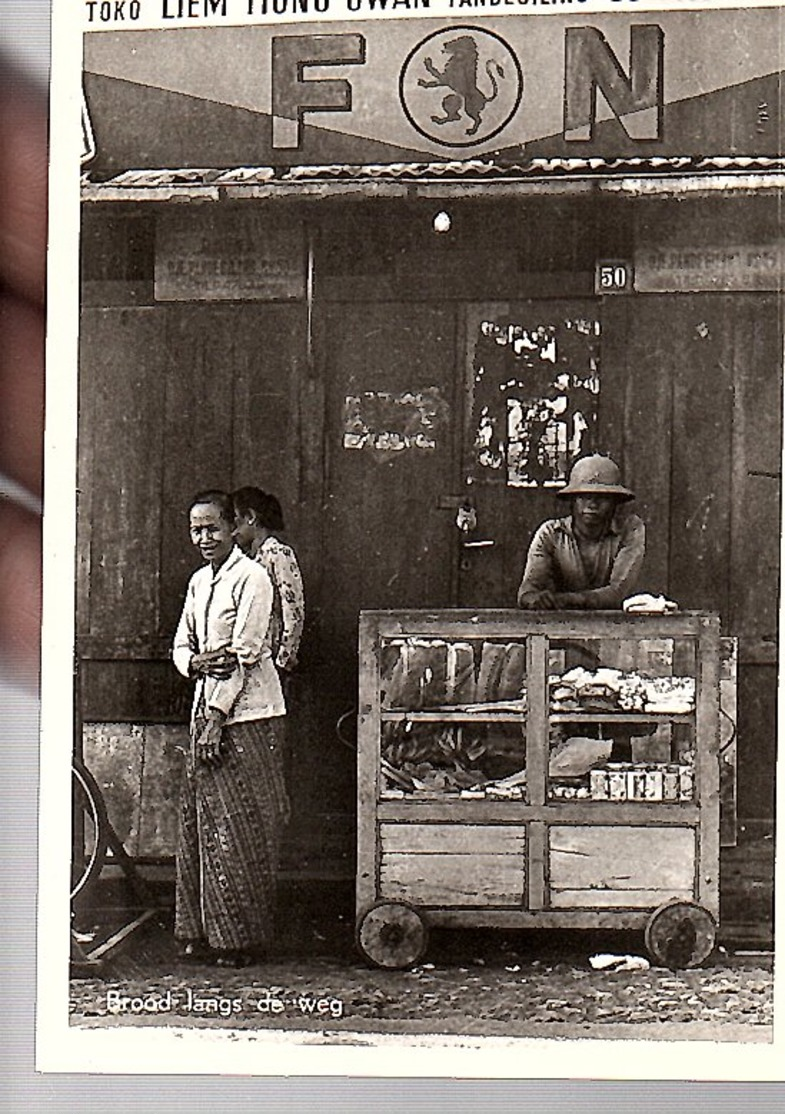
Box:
82;723;188;857
603;296;673;596
78;302;306;708
77;308;167;646
729;295;782;661
608;288;780;825
669;295;735;617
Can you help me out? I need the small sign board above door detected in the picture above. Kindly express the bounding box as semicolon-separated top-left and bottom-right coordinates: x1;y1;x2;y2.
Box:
635;243;784;293
155;209;305;302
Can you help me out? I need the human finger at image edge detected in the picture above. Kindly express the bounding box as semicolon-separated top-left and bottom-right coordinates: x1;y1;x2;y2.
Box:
0;61;48;304
0;294;44;499
0;500;41;686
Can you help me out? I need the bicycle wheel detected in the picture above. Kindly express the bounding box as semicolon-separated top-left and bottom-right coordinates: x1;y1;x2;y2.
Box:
71;761;109;902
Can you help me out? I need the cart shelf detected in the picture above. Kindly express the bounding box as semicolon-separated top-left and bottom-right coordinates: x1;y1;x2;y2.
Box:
377;799;702;823
381;710;527;723
381;710;693;723
549;711;694;723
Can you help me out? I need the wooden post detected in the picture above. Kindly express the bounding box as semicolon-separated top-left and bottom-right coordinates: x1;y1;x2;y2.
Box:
696;613;721;920
356;612;381;916
527;634;548;808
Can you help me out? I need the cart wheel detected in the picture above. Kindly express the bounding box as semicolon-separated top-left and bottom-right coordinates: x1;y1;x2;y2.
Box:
645;901;717;968
356;901;428;969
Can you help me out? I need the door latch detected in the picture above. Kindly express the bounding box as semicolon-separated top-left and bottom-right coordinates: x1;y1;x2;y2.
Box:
455;501;477;533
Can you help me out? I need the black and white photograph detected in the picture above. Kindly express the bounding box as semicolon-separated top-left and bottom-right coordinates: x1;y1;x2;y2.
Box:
37;0;784;1076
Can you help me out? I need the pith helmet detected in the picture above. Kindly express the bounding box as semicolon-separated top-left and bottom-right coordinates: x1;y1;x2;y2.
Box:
557;454;635;501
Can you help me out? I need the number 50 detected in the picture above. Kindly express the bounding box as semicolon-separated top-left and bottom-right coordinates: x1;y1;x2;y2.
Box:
595;260;633;294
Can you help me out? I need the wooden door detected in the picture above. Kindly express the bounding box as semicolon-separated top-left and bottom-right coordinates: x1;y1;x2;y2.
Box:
320;302;459;714
457;301;603;608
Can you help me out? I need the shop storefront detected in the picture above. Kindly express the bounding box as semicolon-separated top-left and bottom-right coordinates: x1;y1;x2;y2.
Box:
77;12;781;918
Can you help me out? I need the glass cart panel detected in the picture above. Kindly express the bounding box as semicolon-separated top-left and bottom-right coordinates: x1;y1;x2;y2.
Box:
546;635;697;803
379;635;528;801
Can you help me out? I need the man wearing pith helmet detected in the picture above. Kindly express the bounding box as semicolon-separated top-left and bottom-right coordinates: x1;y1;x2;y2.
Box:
517;454;645;610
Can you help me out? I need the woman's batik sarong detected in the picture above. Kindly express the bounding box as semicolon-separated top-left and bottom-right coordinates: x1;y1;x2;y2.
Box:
175;717;290;951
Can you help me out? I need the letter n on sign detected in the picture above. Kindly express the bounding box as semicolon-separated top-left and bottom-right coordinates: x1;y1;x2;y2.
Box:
564;25;664;142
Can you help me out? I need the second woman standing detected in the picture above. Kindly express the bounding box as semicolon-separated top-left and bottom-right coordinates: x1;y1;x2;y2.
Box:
232;486;305;681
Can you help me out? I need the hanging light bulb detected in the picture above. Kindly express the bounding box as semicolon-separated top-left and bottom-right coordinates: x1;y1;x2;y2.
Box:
433;210;451;234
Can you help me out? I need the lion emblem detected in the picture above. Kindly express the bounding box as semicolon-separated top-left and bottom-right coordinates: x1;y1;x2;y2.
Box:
418;35;505;138
400;27;522;149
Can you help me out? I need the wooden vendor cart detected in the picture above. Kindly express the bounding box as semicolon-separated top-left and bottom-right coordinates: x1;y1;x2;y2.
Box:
355;610;720;969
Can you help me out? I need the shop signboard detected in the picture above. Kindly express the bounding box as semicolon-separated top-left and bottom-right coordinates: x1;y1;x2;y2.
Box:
81;7;784;174
155;210;305;300
635;242;785;293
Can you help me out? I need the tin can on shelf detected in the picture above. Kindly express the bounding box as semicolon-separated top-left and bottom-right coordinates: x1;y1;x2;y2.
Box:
644;767;664;801
590;768;609;800
663;766;680;801
679;764;695;801
608;766;627;801
628;769;647;800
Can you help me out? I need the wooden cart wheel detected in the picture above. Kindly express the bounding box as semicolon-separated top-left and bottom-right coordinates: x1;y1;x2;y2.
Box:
356;901;429;969
645;901;717;968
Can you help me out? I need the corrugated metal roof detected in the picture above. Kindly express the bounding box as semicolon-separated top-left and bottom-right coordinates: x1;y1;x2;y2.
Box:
284;156;784;181
89;167;277;188
81;157;785;201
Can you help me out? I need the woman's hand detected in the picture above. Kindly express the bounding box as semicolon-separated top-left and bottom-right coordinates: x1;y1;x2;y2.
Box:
190;648;236;679
196;711;225;765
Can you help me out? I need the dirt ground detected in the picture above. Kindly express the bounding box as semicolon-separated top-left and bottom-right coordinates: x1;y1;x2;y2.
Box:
69;897;774;1043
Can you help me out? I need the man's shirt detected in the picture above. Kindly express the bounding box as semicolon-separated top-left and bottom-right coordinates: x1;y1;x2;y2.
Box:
517;512;646;609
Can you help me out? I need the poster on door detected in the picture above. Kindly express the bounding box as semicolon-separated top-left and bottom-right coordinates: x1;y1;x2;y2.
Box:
469;313;601;487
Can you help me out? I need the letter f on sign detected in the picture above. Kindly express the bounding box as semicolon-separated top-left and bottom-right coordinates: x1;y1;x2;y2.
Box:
272;34;366;150
564;25;664;142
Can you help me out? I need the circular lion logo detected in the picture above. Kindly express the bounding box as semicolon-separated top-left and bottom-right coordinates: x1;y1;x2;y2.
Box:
399;26;523;149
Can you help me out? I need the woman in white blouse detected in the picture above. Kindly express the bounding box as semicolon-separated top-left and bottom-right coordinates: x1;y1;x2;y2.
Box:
172;490;289;968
